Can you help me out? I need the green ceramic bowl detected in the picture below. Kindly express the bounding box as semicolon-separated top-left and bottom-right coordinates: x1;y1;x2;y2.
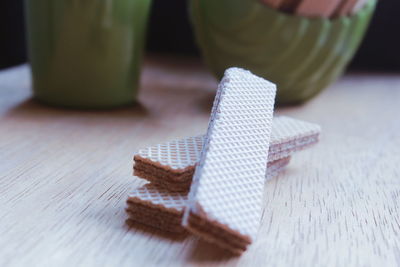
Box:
191;0;376;105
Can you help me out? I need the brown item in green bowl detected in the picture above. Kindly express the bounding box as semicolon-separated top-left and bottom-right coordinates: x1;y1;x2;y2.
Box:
190;0;376;105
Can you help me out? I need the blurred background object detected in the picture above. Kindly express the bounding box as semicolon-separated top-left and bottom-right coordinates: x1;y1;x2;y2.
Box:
0;0;398;69
147;0;400;72
190;0;376;104
25;0;151;108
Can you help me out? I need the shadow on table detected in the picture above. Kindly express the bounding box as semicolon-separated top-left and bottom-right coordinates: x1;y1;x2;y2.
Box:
187;239;237;262
125;217;235;261
3;56;219;126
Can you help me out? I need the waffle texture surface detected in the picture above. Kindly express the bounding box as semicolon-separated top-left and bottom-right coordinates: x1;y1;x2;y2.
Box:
182;68;276;252
134;116;320;171
128;184;187;214
126;157;290;233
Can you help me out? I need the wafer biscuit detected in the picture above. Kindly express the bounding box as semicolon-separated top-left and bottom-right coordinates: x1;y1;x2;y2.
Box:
260;0;286;9
334;0;358;16
279;0;301;12
296;0;343;18
182;68;276;254
134;116;320;191
127;157;290;233
127;184;186;233
351;0;369;14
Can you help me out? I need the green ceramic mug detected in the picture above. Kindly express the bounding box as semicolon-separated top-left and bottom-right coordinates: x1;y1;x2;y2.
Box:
191;0;376;105
25;0;151;109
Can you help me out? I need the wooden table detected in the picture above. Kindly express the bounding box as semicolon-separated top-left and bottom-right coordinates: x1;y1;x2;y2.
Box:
1;56;400;267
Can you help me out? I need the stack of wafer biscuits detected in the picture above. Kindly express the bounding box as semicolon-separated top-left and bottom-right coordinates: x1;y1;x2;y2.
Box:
133;116;320;192
126;68;321;254
261;0;370;18
126;157;291;234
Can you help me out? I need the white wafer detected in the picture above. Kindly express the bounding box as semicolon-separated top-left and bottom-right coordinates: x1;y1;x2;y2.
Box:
127;157;290;233
133;116;320;192
182;68;276;254
134;116;320;170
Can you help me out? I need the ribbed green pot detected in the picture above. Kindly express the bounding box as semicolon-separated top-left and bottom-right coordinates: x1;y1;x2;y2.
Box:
190;0;376;105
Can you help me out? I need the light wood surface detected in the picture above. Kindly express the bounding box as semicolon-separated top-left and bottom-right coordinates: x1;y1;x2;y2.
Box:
1;56;400;267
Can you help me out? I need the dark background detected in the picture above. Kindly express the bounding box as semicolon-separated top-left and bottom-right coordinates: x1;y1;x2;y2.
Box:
1;0;399;71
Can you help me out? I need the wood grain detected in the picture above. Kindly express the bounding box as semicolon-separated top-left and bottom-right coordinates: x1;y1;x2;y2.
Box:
1;56;400;267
